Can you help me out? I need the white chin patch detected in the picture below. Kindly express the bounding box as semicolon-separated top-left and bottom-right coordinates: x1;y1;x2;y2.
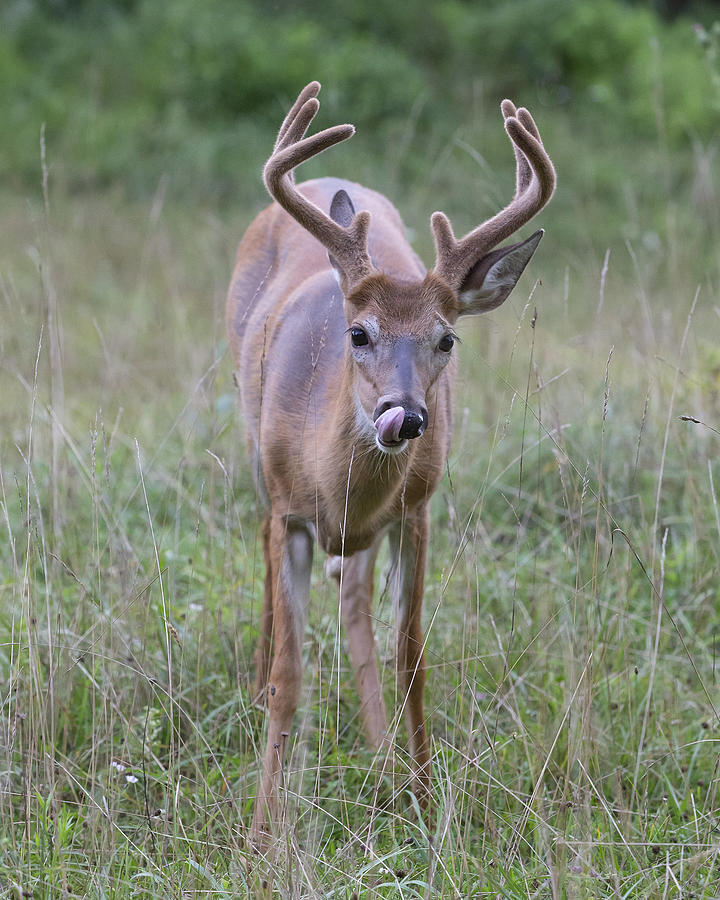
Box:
375;435;408;455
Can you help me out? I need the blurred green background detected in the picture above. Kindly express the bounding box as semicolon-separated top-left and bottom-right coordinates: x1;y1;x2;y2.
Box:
3;3;720;894
3;0;720;281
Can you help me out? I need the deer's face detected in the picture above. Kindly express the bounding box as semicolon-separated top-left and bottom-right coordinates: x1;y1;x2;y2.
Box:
344;275;459;455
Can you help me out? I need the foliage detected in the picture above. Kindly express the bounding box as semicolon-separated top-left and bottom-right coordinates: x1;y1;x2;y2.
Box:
2;169;720;897
2;0;720;896
1;0;718;197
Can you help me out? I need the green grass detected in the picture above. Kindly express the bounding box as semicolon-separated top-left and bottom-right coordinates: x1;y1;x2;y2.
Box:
1;155;720;899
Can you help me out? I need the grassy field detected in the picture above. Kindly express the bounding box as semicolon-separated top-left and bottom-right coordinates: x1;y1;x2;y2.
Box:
2;112;720;898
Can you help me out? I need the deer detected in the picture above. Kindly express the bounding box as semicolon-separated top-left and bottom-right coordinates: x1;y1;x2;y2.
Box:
226;81;555;845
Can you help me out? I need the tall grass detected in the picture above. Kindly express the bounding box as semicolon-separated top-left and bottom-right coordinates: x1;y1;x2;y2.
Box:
1;123;720;898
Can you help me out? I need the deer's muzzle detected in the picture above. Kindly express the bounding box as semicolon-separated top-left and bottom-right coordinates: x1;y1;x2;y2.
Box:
374;404;427;447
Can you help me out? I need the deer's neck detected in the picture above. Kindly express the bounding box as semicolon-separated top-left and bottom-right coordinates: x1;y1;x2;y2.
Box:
313;366;413;555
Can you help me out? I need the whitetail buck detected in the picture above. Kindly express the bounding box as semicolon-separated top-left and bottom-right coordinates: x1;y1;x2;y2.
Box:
226;82;555;844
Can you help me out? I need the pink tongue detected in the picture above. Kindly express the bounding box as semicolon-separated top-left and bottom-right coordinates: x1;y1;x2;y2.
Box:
375;406;405;444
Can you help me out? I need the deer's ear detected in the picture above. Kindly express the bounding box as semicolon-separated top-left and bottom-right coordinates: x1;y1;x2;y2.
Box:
330;189;355;227
328;189;356;281
457;230;543;315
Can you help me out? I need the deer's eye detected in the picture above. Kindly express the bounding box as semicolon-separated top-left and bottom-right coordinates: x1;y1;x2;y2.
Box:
438;334;455;352
350;327;369;347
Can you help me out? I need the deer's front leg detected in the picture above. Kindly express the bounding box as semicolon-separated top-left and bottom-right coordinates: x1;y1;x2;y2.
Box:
389;507;431;806
251;514;313;847
253;513;273;703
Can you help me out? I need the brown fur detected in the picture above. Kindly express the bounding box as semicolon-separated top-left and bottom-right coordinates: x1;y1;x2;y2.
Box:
225;83;554;847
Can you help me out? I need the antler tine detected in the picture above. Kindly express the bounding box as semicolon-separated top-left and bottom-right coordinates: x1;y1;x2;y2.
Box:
501;99;532;194
431;100;555;291
274;81;320;152
263;83;375;289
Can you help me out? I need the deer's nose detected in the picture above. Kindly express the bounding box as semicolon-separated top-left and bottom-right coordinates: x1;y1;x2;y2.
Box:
399;410;426;439
373;398;428;440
